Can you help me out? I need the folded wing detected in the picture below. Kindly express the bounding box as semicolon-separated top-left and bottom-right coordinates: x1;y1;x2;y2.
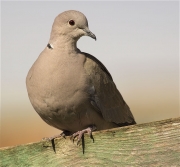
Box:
83;52;136;125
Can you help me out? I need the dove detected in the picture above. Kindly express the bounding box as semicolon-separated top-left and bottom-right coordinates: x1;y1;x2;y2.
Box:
26;10;136;144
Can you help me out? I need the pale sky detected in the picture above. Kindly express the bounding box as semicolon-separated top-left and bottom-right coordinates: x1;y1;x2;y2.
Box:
1;1;179;147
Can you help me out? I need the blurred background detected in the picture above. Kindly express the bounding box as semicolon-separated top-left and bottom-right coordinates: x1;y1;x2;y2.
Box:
1;1;179;148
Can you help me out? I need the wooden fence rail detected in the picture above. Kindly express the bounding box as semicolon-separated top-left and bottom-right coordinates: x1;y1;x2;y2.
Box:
0;117;180;166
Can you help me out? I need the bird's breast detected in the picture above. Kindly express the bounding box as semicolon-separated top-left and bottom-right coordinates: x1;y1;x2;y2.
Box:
26;52;90;115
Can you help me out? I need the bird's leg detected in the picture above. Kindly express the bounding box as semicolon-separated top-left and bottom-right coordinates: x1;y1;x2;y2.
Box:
42;130;71;141
71;125;97;145
42;133;63;141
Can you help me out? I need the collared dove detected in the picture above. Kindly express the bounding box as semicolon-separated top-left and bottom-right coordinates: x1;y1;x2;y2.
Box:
26;10;136;143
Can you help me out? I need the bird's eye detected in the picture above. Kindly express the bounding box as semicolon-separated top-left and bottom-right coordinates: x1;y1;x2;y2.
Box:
69;20;75;26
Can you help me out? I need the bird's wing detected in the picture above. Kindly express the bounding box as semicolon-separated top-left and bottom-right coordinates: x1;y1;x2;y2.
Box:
83;52;136;125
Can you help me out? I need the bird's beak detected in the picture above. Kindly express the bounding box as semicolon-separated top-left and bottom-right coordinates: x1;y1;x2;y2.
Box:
83;27;96;41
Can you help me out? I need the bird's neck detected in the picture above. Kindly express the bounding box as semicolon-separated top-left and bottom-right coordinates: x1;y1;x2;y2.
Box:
49;35;79;53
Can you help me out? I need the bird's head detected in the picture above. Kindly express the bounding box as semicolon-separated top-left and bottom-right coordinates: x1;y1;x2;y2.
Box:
50;10;96;42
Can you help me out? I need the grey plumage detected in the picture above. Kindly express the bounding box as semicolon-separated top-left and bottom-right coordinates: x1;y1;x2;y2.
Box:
26;10;136;138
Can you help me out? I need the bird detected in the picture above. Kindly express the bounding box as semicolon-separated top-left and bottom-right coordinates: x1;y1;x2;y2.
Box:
26;10;136;145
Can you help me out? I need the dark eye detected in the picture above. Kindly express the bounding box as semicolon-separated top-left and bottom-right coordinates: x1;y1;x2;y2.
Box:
69;20;75;26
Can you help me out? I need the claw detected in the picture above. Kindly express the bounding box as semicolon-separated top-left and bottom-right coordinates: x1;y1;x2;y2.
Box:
42;131;70;153
70;125;96;154
42;133;63;141
71;125;96;145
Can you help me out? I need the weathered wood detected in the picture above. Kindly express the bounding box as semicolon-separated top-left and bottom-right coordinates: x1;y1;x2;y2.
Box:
0;117;180;166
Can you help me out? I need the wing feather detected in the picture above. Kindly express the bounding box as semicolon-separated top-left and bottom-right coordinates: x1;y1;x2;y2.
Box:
83;52;136;125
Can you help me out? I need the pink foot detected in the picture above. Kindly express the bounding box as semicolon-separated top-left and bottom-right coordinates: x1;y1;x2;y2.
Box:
71;125;97;145
42;131;71;153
